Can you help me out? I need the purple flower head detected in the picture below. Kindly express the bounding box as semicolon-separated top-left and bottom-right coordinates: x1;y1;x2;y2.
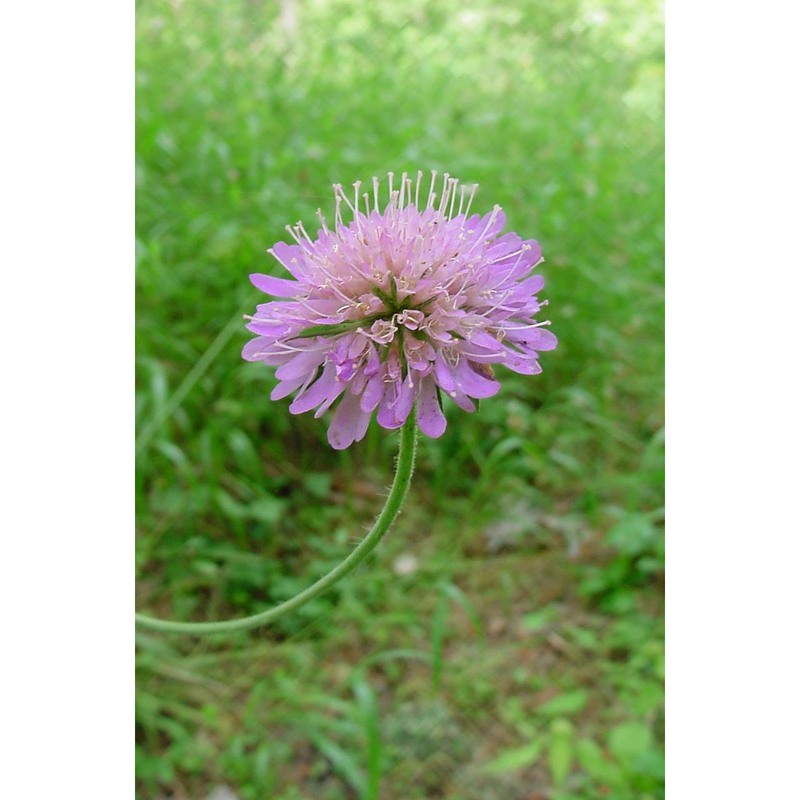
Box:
243;171;557;449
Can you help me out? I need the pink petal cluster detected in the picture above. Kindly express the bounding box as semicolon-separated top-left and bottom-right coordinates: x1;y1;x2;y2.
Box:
243;171;556;449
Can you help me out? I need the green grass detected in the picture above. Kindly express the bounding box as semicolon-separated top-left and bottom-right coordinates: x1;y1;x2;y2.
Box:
136;0;664;796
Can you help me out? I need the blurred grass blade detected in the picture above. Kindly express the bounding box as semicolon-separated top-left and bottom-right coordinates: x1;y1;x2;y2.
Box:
136;307;245;455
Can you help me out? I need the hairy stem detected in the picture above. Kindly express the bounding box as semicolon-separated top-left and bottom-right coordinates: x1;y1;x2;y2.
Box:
135;416;418;634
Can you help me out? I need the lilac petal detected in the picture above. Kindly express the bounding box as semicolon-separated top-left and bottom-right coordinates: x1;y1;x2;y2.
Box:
363;343;381;378
314;384;345;417
334;361;356;381
513;274;545;296
468;331;504;351
348;334;369;360
274;349;326;381
295;298;347;319
331;336;351;364
392;375;415;425
290;363;342;414
242;336;275;362
475;208;506;242
361;373;385;412
246;319;296;337
529;328;558;351
506;327;558;351
433;351;457;392
455;361;501;399
453;346;502;364
350;370;368;395
525;239;543;264
450;389;476;412
250;273;302;297
490;239;543;279
495;238;543;269
502;351;543;375
353;404;372;443
377;388;404;430
425;325;456;344
485;233;522;262
385;350;402;382
327;391;368;450
271;373;310;401
462;212;483;234
270;241;308;279
377;408;403;430
417;375;447;438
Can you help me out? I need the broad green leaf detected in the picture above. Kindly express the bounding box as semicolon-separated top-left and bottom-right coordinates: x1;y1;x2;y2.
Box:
576;738;626;787
248;496;285;524
537;690;589;716
302;472;332;499
521;607;557;630
549;718;574;787
484;739;544;773
567;626;600;649
608;722;653;763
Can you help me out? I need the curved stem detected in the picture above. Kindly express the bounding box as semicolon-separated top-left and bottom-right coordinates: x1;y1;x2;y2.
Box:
135;416;418;634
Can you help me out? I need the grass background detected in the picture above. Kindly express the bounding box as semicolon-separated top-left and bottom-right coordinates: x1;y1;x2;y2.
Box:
135;0;664;797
